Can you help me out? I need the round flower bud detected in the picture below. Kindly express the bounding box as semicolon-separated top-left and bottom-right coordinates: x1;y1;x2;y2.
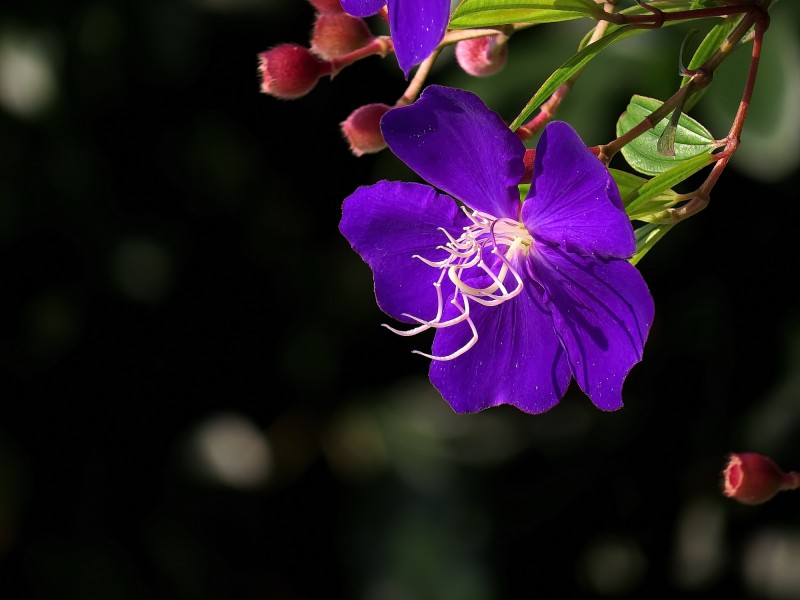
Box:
258;44;332;100
311;13;374;60
455;36;509;77
307;0;344;14
722;452;800;505
341;103;391;156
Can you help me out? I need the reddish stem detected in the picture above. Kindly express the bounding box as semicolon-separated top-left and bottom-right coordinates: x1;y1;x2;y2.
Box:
668;11;769;220
602;2;756;28
328;36;393;75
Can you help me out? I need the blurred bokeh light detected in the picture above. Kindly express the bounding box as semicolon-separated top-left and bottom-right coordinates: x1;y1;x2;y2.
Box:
1;1;799;598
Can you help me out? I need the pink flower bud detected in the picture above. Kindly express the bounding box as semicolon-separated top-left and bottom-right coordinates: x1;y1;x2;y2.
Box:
307;0;344;14
311;13;374;60
722;452;800;505
340;103;391;156
455;36;509;77
258;44;333;100
522;149;535;184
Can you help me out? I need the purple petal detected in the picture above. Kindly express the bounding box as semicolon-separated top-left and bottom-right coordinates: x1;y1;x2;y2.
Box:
428;277;572;414
339;0;385;17
340;180;466;323
388;0;450;77
522;121;635;259
381;85;524;220
533;245;654;411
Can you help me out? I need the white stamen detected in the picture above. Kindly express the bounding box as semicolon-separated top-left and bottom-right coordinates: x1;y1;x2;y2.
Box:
411;298;479;361
386;208;534;361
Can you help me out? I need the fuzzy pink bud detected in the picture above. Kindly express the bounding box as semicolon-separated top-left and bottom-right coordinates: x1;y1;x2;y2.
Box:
340;103;391;156
258;44;332;100
722;452;800;505
455;36;509;77
311;13;374;60
307;0;344;14
522;149;535;184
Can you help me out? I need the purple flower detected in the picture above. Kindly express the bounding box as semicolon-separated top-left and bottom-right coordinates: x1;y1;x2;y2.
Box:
339;85;655;414
339;0;449;76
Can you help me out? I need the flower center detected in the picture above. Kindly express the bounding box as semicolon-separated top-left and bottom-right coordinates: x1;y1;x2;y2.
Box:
385;207;533;361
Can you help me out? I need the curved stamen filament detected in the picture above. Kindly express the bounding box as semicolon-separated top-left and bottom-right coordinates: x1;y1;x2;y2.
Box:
448;238;525;305
382;272;448;336
411;298;478;361
491;239;525;296
385;208;533;361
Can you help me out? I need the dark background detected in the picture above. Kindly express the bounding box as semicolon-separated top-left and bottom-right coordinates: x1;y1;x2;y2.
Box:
2;1;800;598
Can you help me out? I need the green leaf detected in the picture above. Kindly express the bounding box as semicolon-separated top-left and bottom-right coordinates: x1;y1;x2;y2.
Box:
510;26;636;129
624;152;715;218
611;168;679;221
682;17;740;80
449;0;598;29
632;223;674;265
616;95;717;176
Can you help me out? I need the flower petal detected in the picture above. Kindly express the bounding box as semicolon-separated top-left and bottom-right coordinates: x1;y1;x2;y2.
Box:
522;121;635;259
388;0;450;77
381;85;524;219
339;0;384;17
340;180;466;323
533;245;654;411
428;278;572;414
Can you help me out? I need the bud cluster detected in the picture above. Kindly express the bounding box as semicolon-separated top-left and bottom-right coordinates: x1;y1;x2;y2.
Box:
257;1;518;156
257;0;382;100
257;0;396;156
